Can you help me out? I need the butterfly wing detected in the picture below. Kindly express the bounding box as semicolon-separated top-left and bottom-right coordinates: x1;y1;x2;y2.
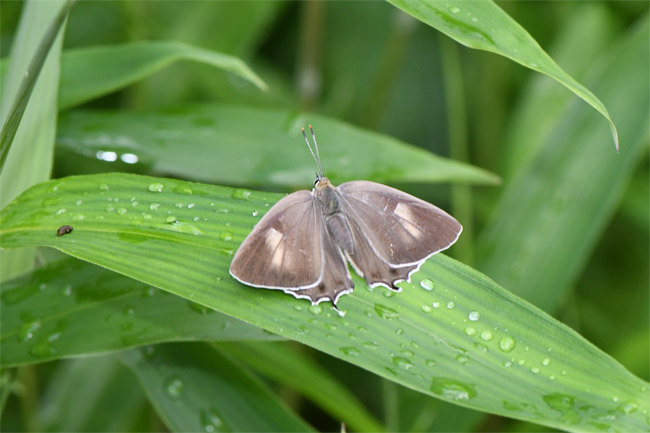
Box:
337;180;462;288
230;190;353;304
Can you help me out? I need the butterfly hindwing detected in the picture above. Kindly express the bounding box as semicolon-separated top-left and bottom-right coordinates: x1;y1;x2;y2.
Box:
337;180;462;287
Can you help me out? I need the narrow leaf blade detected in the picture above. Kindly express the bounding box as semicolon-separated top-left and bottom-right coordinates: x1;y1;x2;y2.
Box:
387;0;619;150
1;173;647;432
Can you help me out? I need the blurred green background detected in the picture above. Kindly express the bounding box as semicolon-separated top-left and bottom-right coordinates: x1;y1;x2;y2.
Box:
1;1;648;432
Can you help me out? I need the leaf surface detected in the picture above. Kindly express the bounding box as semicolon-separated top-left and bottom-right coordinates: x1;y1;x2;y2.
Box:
1;173;647;432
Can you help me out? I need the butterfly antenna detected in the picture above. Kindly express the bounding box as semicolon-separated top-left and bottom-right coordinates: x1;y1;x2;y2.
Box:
301;127;322;180
309;125;324;178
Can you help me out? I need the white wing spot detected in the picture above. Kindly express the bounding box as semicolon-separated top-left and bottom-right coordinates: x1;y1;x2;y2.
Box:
394;203;421;238
266;228;285;267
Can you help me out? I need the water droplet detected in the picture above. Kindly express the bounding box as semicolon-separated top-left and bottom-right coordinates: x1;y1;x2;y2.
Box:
232;188;252;200
76;200;83;206
474;342;488;352
426;359;437;368
480;330;494;341
374;304;399;320
464;327;477;336
148;182;164;192
30;339;56;357
187;203;195;209
616;400;639;414
220;231;233;241
99;184;109;190
117;208;127;215
499;336;516;352
19;321;41;341
421;304;432;313
432;301;440;308
446;301;455;309
62;285;72;296
468;311;480;321
166;216;177;223
419;279;434;291
308;305;322;315
430;377;477;401
392;356;414;370
543;393;580;424
165;376;185;399
531;367;540;374
542;357;551;366
400;349;414;358
123;306;135;316
340;346;360;357
293;305;303;311
150;203;160;211
504;360;512;368
175;203;185;208
455;354;470;365
395;328;404;335
187;300;211;314
450;6;460;14
56;208;66;215
201;407;225;432
362;341;378;350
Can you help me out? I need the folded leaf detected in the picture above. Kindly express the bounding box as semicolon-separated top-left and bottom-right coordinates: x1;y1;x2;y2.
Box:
387;0;619;150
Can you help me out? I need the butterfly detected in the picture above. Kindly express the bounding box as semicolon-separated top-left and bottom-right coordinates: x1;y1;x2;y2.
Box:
229;126;462;309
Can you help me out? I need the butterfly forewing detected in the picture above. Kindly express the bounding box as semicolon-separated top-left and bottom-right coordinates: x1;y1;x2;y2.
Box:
337;180;462;280
230;191;323;290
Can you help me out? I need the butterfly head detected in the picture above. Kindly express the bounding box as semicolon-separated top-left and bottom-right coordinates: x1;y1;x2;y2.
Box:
314;175;331;190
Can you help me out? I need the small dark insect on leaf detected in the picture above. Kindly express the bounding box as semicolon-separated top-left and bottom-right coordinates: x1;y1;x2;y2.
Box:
57;225;73;236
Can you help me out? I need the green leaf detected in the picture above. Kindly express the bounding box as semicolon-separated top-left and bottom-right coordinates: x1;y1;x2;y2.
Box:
220;342;383;432
0;0;71;170
120;343;314;432
57;41;267;111
387;0;619;151
0;0;67;281
1;173;647;432
0;257;280;367
41;356;147;432
55;104;499;187
500;3;616;181
476;19;649;312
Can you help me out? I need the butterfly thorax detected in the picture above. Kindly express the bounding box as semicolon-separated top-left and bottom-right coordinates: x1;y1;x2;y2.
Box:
313;177;356;254
313;177;341;216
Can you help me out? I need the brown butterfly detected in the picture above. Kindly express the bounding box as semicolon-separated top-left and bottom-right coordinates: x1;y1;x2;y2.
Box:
230;126;462;309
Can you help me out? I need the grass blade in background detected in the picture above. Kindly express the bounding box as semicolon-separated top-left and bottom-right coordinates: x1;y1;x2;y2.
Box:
220;341;383;432
476;19;649;312
1;257;280;367
387;0;619;150
40;356;147;432
500;3;616;181
0;0;67;281
55;104;499;188
57;41;267;111
0;0;71;170
1;173;647;432
120;343;314;432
